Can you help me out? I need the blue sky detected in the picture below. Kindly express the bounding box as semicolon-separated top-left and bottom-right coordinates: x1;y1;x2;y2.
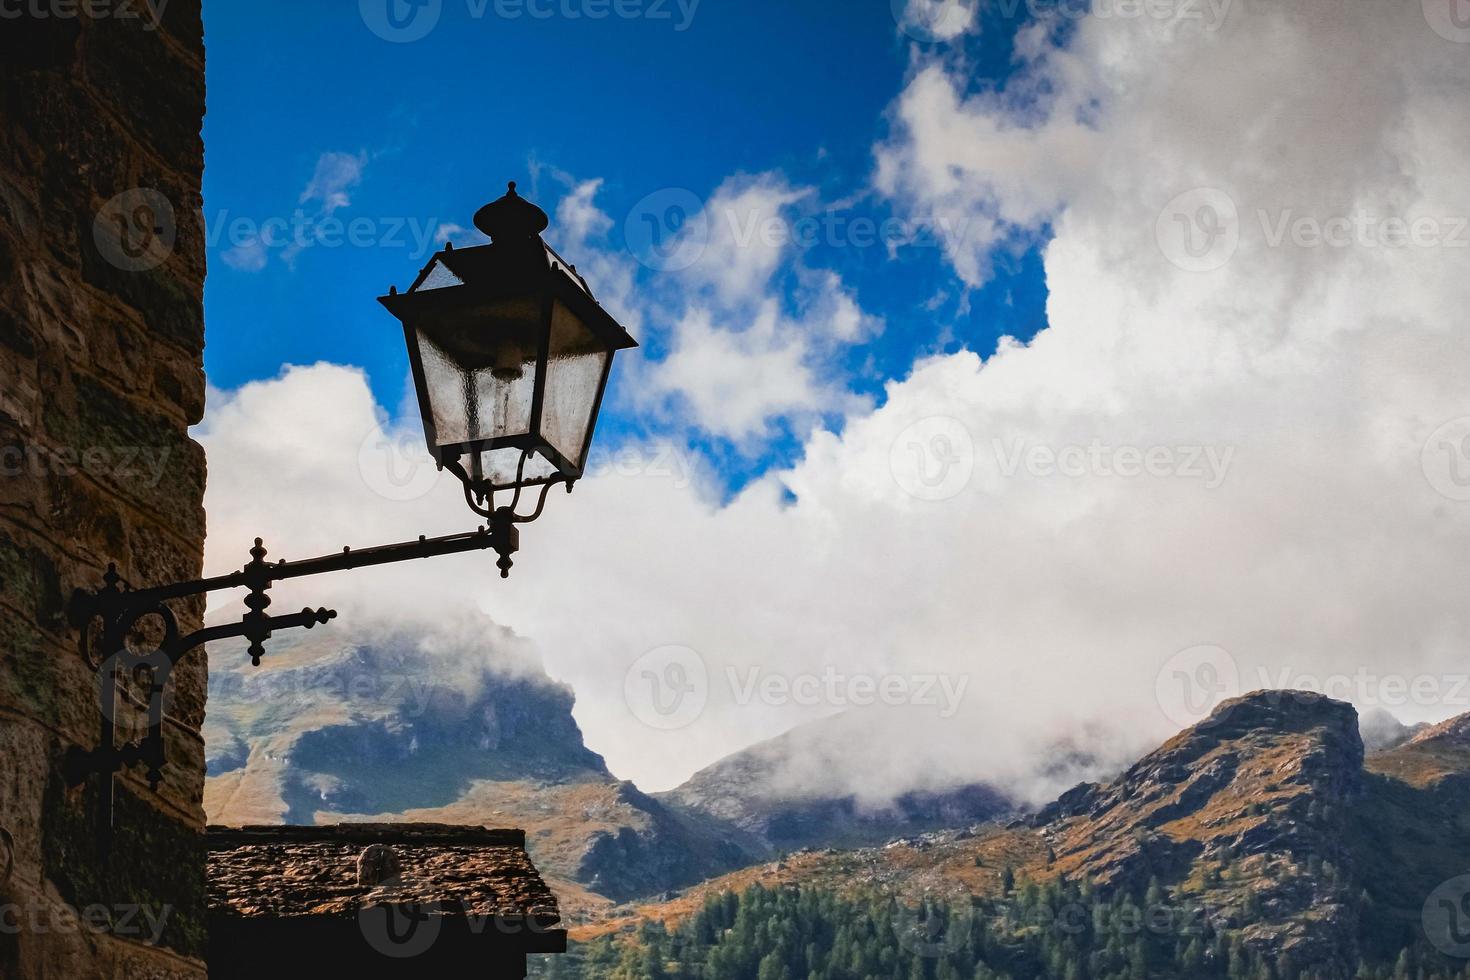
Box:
202;0;1048;488
195;0;1470;788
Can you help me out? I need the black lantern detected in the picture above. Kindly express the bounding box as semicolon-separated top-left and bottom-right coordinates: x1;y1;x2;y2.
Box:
379;182;637;515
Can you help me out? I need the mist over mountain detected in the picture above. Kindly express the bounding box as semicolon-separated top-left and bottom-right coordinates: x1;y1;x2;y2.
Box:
656;707;1127;855
206;608;1077;905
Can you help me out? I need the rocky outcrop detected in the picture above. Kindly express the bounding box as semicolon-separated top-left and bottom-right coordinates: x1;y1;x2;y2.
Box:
1405;711;1470;748
574;782;755;903
1036;691;1366;974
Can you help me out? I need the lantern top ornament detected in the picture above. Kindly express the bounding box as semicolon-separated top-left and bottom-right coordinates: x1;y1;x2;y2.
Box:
473;181;550;240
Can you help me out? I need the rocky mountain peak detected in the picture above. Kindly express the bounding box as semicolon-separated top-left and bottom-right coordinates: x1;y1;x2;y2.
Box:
1026;691;1365;970
1406;709;1470;748
1190;690;1363;751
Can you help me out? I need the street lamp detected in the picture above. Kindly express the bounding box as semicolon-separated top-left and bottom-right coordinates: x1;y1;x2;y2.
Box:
380;181;636;515
66;183;635;843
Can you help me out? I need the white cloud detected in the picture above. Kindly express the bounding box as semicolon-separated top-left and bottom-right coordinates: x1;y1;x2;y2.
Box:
298;151;367;216
220;238;269;273
199;0;1470;804
520;172;880;445
627;173;883;443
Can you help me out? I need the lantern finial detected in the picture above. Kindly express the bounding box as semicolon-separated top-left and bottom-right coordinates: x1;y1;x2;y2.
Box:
474;180;548;241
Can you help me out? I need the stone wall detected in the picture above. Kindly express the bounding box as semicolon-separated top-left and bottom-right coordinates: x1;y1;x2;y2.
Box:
0;3;209;976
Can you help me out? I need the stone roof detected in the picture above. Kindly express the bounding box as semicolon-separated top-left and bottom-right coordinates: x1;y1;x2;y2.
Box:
206;824;561;923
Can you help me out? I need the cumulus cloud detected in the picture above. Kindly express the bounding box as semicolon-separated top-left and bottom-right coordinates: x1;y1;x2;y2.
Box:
629;173;883;444
200;0;1470;804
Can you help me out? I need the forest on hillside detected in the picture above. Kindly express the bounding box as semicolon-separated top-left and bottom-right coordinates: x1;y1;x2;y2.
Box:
532;881;1469;980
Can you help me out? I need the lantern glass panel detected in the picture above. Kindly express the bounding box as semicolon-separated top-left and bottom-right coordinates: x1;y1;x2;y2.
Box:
540;299;610;469
414;296;544;451
416;258;464;291
469;445;560;488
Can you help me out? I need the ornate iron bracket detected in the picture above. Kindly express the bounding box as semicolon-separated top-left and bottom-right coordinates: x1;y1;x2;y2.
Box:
66;514;542;849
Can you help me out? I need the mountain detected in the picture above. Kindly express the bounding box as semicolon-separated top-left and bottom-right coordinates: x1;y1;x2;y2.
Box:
1032;691;1365;970
207;612;1470;977
578;692;1470;978
203;610;755;905
657;712;1016;855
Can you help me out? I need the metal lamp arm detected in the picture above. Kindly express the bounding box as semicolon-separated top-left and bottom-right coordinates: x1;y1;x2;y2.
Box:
67;511;555;841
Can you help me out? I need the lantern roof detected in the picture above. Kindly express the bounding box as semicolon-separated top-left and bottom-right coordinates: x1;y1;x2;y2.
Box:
378;182;636;354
